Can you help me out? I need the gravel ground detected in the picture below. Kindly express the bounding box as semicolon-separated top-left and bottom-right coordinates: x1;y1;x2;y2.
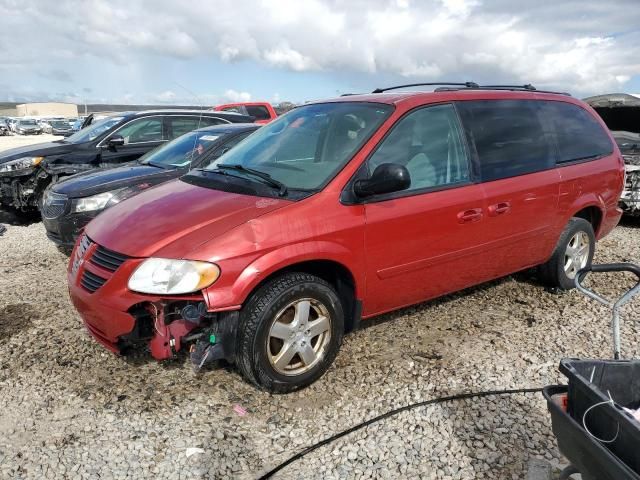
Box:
1;134;639;479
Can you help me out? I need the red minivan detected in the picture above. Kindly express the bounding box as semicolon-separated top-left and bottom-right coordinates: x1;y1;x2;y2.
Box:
68;84;624;392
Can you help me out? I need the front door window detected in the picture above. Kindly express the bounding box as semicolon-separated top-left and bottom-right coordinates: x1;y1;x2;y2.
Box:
114;117;164;144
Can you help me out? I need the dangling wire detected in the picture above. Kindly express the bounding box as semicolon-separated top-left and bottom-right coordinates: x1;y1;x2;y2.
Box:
582;390;620;444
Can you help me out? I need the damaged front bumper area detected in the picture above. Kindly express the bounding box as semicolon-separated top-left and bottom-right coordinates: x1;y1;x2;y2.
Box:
67;235;237;369
0;169;46;210
1;162;97;211
620;155;640;216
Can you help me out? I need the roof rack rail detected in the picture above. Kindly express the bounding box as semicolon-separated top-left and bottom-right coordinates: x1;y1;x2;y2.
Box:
372;82;479;93
472;85;571;96
373;82;571;96
481;84;537;91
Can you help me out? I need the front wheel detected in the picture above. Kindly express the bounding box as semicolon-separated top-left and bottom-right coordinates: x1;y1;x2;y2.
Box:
235;272;344;393
538;217;595;290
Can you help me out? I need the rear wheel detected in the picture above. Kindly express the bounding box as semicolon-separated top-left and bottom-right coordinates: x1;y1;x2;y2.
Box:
538;217;595;290
235;272;344;393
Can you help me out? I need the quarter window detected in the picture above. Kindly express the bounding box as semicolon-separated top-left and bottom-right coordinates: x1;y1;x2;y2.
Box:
368;104;470;192
115;117;164;144
541;101;613;163
457;100;554;182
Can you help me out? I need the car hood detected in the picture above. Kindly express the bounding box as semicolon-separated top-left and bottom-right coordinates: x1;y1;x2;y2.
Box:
85;180;292;258
52;164;177;198
0;141;73;163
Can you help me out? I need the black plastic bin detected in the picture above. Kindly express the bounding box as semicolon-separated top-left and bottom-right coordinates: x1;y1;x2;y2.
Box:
551;358;640;477
544;385;639;480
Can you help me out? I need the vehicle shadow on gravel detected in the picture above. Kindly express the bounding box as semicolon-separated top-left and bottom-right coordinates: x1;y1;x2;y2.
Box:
619;215;640;228
0;207;41;226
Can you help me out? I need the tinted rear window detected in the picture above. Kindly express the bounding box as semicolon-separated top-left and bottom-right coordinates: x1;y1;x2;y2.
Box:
541;101;613;163
245;105;271;121
457;100;554;182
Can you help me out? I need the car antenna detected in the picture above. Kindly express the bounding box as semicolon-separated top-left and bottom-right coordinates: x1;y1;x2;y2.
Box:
173;81;207;167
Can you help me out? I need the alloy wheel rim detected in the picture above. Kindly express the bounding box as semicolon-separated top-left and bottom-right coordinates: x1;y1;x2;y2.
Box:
564;231;590;279
267;298;332;376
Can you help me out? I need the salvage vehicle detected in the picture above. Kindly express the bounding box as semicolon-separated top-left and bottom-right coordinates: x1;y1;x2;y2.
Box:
68;83;624;392
0;110;252;213
214;102;278;124
42;123;259;249
585;93;640;216
15;119;42;135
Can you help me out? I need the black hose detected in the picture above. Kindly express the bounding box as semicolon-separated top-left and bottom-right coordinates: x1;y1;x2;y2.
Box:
257;386;545;479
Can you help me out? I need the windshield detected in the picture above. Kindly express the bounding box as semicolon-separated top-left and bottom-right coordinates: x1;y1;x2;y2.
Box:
50;121;69;128
204;102;392;190
20;119;37;126
65;116;124;143
140;130;226;168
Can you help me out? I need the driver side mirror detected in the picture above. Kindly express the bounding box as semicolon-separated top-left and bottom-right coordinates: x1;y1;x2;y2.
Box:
107;135;125;149
354;163;411;198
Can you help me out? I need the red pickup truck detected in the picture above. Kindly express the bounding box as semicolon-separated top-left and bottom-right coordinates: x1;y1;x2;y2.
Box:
213;102;278;124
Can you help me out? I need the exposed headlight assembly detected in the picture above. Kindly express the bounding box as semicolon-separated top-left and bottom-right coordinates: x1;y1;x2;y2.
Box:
128;258;220;295
0;156;44;173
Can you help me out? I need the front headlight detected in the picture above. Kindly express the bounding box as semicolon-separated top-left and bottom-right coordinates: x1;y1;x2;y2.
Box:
71;185;147;213
128;258;220;294
72;190;122;213
0;156;44;173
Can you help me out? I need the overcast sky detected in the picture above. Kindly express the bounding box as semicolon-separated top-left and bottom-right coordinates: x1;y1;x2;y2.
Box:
1;0;639;105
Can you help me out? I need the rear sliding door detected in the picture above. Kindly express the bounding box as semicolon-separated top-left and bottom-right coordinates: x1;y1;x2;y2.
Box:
456;100;560;275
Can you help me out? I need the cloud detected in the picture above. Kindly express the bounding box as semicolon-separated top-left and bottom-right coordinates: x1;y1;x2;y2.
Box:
149;89;252;106
221;89;251;103
1;0;639;97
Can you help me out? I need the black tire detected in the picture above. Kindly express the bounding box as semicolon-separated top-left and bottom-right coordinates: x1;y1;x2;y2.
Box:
235;272;344;393
538;217;595;290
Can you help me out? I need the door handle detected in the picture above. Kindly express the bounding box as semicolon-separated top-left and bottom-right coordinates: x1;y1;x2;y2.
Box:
488;201;511;216
457;208;483;224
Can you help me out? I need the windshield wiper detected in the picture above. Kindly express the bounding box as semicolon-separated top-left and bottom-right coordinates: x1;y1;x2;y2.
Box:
216;164;288;196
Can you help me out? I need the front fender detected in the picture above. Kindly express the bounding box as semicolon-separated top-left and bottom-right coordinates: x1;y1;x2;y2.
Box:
202;241;364;311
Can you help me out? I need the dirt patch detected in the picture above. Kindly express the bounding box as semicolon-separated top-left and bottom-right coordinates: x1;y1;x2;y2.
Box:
0;302;36;340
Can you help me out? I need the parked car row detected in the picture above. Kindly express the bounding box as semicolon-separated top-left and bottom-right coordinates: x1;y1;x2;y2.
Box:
0;116;80;136
0;87;627;392
0;109;252;212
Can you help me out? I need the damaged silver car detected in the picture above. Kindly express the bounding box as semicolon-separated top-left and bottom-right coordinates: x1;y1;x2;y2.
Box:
585;93;640;216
